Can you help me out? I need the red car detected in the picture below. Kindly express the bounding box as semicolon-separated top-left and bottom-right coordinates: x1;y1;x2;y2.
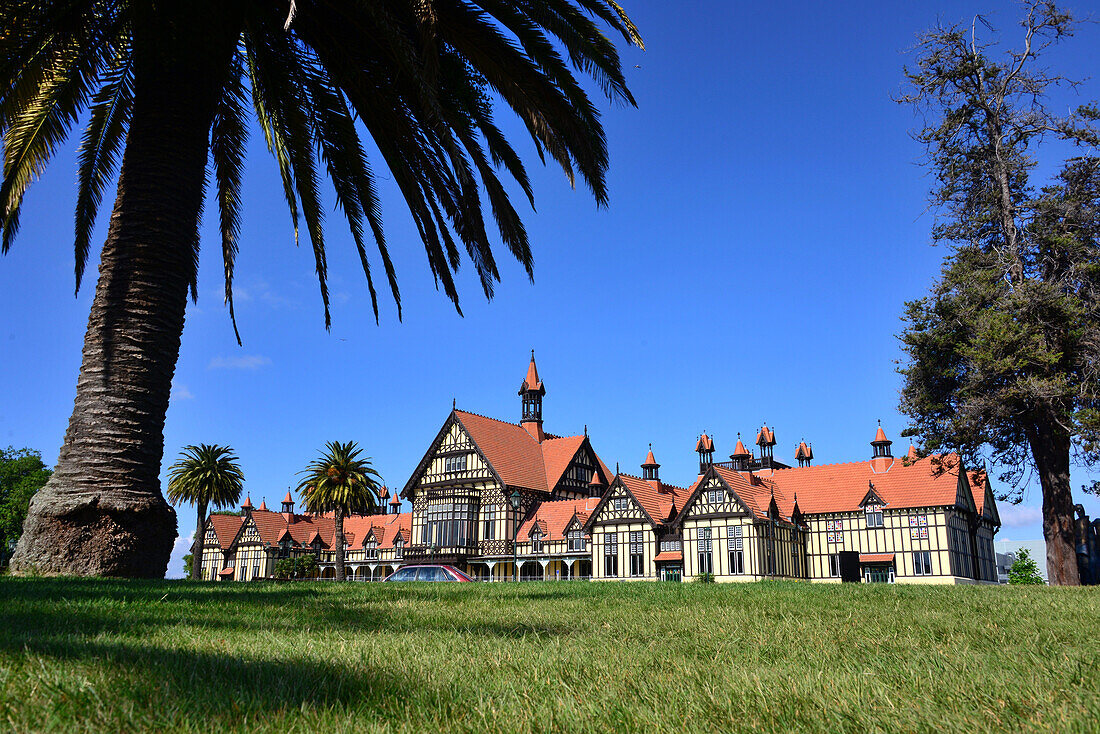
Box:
383;565;474;582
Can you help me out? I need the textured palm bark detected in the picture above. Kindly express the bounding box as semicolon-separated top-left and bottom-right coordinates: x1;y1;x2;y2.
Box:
11;7;239;577
1029;417;1080;586
334;507;346;582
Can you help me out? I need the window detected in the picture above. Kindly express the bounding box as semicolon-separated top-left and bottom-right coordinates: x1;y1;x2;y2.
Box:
613;497;629;512
727;526;744;574
629;531;645;577
443;454;468;473
423;499;477;548
278;540;291;559
531;530;544;553
573;464;592;481
865;503;884;528
660;538;682;553
698;528;713;575
567;529;586;552
829;553;841;578
364;537;378;559
909;514;929;539
604;533;618;577
252;564;260;579
386;567;417;581
707;488;724;504
483;504;500;540
394;537;404;558
913;551;933;575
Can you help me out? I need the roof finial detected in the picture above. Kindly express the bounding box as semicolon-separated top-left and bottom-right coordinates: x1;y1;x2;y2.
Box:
531;348;535;360
584;424;588;436
616;461;620;474
453;397;456;410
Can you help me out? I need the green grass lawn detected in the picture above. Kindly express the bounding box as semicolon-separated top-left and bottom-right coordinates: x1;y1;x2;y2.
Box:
1;579;1098;733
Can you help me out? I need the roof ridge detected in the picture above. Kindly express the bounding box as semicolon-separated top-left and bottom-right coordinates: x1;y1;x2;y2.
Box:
618;472;690;493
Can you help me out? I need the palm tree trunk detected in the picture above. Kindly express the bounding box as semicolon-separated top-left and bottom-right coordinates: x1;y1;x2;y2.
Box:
334;507;346;582
192;501;209;581
11;6;240;578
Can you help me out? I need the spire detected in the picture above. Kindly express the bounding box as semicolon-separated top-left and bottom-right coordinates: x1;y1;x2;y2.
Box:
389;493;401;514
641;444;660;482
518;350;546;440
281;490;294;519
258;499;268;511
696;432;715;473
907;442;919;461
871;420;893;458
588;469;605;498
241;495;253;510
756;423;776;465
795;440;813;467
730;433;751;471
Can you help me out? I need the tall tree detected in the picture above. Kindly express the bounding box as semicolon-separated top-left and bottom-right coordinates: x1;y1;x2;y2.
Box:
297;441;382;582
0;447;52;567
165;444;246;580
2;1;642;577
897;1;1099;585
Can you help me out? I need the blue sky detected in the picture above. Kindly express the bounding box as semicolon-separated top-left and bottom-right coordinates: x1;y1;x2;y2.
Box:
2;0;1099;577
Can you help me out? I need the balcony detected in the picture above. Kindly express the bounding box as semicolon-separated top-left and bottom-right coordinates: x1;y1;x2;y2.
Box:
478;539;514;557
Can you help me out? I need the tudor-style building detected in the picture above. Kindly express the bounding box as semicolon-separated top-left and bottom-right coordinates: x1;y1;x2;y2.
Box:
201;354;1000;585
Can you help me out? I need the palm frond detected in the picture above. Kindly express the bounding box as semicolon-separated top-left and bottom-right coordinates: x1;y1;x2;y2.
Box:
73;36;133;292
210;49;249;345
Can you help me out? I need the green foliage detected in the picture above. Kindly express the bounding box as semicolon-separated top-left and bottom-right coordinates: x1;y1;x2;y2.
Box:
297;442;382;516
694;572;715;583
0;447;51;565
0;0;643;330
166;445;246;511
1008;549;1046;585
2;579;1099;732
182;553;193;578
896;2;1100;499
274;555;319;580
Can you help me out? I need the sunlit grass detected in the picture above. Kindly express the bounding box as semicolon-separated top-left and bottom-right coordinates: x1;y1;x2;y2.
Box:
1;578;1097;732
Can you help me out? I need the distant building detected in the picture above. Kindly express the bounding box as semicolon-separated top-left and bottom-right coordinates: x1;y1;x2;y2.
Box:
995;540;1048;584
201;354;1001;584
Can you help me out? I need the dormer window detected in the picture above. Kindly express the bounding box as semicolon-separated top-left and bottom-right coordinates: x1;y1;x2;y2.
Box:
364;537;378;559
865;503;884;528
394;537;404;558
567;529;586;552
278;539;291;559
531;530;544;553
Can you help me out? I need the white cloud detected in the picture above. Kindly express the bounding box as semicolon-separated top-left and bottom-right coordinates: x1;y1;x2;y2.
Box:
208;354;272;370
166;532;193;579
1000;504;1043;528
171;380;194;400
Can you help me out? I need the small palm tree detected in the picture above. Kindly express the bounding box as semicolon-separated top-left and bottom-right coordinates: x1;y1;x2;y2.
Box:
297;441;382;581
166;445;245;581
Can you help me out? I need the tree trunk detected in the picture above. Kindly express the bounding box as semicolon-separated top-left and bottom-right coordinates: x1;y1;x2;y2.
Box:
334;507;346;582
10;6;240;578
1028;416;1081;586
191;502;208;581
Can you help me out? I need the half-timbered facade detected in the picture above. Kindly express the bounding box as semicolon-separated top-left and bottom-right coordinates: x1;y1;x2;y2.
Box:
202;355;999;585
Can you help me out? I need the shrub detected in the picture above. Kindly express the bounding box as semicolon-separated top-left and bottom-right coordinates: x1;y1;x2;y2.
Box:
695;572;716;583
1008;549;1045;585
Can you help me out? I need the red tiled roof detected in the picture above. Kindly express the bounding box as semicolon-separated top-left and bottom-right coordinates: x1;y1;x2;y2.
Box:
618;474;694;525
258;499;268;511
343;512;412;549
454;410;605;494
518;497;600;540
695;434;714;452
589;469;605;486
794;441;813;461
390;494;402;506
907;443;919;461
712;466;794;521
732;437;750;457
642;446;658;467
283;490;293;504
860;553;895;563
208;514;244;549
873;425;890;443
654;551;683;562
764;454;971;514
241;495;253;509
250;509;289;546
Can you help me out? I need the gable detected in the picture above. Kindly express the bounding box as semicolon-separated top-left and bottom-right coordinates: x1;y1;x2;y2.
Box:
681;473;751;519
238;518;261;544
401;413;502;497
859;482;887;508
588;480;648;526
955;474;978;513
548;439;601;495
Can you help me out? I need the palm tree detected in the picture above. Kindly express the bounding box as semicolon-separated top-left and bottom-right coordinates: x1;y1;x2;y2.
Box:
165;444;246;581
297;441;382;582
4;2;641;577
